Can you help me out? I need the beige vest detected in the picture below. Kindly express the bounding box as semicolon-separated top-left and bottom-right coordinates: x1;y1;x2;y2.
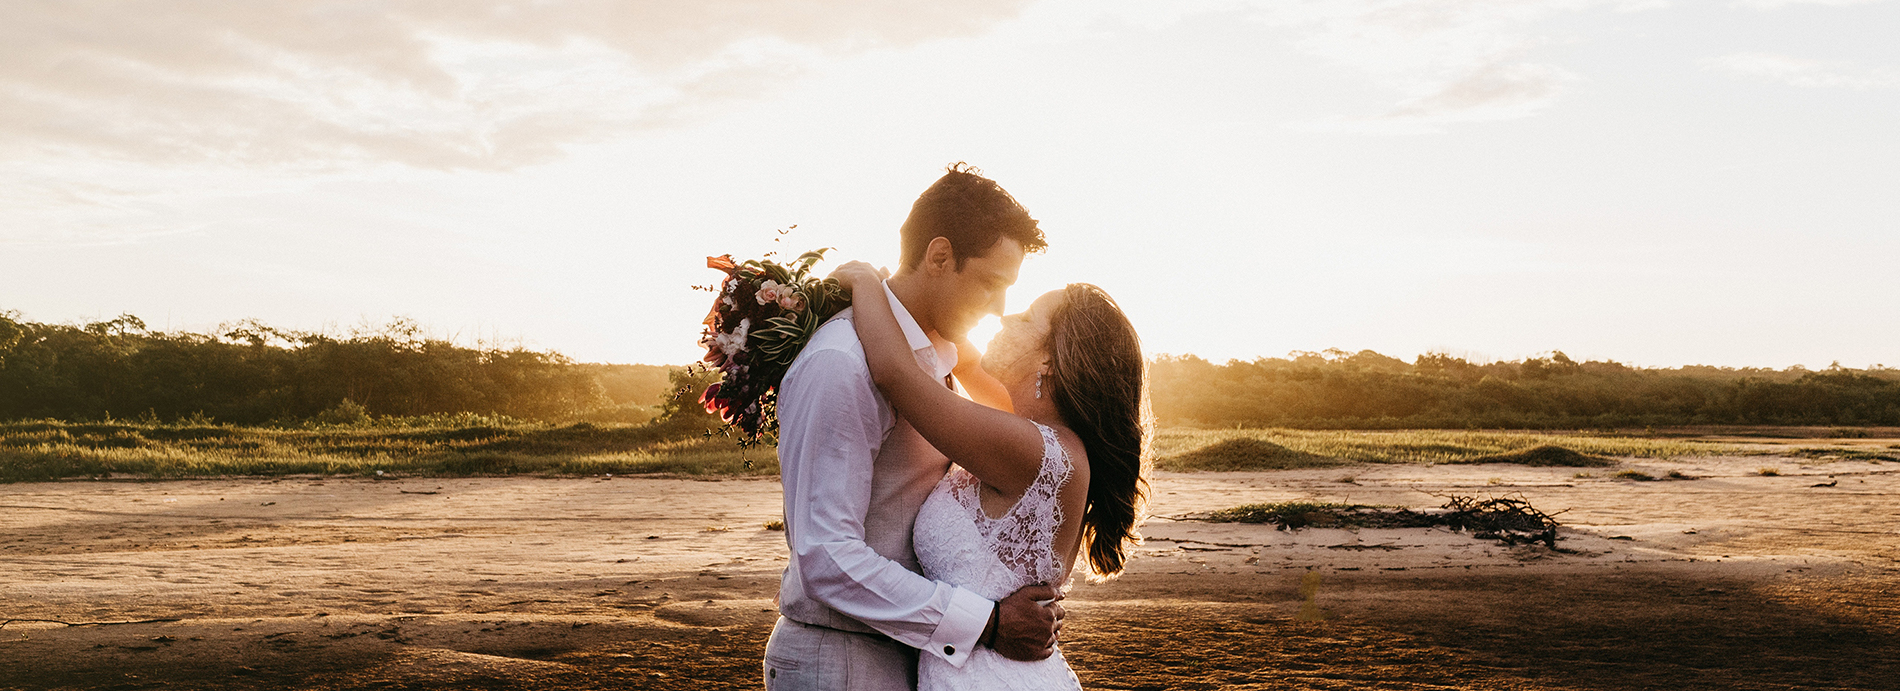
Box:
789;415;950;633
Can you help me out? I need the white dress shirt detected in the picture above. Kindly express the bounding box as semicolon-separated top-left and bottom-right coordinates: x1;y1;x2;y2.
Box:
774;282;993;667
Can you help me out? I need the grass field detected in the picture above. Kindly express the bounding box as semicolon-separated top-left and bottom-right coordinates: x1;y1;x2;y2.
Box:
5;419;1889;483
1150;427;1745;471
0;417;770;483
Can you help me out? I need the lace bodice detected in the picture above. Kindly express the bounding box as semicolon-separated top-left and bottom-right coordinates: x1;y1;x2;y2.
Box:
954;423;1072;583
912;422;1081;690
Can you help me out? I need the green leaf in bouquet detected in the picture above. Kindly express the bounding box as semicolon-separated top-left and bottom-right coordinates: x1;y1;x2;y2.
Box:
750;315;807;366
761;262;795;285
797;305;823;335
793;248;833;276
758;313;802;336
805;278;846;317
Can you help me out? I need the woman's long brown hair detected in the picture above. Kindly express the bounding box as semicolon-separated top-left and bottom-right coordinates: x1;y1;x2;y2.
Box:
1044;283;1150;580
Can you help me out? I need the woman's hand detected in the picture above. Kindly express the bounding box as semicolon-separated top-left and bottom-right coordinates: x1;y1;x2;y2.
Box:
828;261;889;290
952;336;1013;412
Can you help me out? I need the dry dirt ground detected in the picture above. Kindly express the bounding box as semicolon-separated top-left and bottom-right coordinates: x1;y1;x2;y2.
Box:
3;453;1897;690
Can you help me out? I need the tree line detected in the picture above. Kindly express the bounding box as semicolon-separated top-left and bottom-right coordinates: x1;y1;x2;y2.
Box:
0;312;669;425
4;312;1896;428
1151;349;1900;429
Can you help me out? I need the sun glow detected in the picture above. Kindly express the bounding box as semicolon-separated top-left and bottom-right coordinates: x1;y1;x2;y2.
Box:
3;1;1898;369
964;315;1004;357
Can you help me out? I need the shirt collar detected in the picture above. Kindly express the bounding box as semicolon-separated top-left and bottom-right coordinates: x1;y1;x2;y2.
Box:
883;281;935;355
884;281;958;377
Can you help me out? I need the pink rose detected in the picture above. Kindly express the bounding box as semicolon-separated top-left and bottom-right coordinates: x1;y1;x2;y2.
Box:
778;292;805;312
755;280;786;306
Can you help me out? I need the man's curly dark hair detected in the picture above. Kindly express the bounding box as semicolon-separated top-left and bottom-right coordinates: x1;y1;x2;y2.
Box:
899;162;1048;270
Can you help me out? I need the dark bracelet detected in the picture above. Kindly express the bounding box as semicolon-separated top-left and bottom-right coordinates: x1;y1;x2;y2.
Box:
982;603;1001;648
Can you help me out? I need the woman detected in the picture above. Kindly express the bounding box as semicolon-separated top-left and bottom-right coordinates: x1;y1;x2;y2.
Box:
829;261;1150;690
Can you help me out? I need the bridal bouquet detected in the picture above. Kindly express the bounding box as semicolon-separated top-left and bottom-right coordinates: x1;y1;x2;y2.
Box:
694;248;851;446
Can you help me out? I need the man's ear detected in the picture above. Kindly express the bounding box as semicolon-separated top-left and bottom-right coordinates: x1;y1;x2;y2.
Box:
922;236;956;276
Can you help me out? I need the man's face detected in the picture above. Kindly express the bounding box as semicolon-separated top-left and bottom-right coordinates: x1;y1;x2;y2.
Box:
932;236;1025;340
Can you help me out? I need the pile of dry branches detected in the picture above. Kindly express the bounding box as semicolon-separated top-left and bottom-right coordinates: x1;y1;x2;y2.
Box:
1434;494;1562;547
1196;494;1564;548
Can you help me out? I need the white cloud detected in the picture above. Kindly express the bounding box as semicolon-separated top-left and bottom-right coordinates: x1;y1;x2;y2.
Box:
0;0;1035;244
0;0;1032;170
1011;0;1656;133
1232;0;1631;132
1732;0;1885;9
1704;52;1900;90
1380;59;1578;122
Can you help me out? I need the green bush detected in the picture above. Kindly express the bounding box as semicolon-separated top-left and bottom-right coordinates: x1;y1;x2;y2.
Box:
310;399;372;427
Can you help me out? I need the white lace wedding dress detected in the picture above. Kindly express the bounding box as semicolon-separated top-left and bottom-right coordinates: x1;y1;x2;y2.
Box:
914;422;1083;691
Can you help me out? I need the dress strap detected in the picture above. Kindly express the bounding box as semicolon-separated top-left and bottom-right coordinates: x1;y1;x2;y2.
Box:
1030;422;1073;493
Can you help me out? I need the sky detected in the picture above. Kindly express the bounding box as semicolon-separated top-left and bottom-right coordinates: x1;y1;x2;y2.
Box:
3;0;1897;369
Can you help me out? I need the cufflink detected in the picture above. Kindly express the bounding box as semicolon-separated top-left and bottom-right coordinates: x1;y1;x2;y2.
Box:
943;645;956;656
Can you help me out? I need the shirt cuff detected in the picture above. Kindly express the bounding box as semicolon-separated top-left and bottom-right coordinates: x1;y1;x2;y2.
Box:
924;587;993;667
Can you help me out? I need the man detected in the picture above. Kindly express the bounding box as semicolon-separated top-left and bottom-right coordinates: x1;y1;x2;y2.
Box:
765;164;1062;690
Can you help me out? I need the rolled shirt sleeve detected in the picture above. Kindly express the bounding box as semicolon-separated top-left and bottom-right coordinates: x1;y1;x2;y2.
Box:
778;345;992;666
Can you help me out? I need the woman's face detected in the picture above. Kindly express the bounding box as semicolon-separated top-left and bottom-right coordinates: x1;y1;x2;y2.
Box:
980;289;1065;387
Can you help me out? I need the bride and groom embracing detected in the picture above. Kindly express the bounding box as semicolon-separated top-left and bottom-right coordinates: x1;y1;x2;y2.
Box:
764;165;1150;691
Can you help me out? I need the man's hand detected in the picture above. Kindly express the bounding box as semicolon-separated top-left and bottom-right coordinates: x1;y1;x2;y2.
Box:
984;583;1065;661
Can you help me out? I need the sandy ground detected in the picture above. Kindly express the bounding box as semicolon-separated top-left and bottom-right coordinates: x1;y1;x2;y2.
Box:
3;453;1898;690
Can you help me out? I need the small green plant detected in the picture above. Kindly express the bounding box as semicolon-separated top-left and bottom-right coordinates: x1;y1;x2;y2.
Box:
1573;471;1596;478
764;520;786;531
1157;438;1338;471
1452;445;1613;468
310;399;371;427
1665;470;1695;480
1757;467;1780;477
1204;501;1358;527
1614;470;1655;481
1796;447;1900;462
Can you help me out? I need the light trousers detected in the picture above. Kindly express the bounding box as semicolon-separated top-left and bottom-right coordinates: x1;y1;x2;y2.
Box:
763;616;918;691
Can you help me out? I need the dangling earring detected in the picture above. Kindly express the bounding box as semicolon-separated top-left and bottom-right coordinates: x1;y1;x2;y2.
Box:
1035;372;1043;399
